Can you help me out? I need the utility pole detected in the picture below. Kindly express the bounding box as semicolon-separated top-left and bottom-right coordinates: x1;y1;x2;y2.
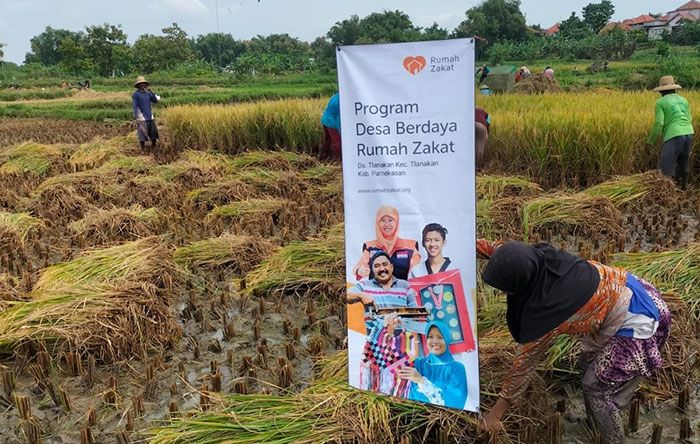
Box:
215;0;222;69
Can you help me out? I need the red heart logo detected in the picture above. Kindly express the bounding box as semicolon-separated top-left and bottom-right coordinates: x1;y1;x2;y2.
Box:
403;56;426;75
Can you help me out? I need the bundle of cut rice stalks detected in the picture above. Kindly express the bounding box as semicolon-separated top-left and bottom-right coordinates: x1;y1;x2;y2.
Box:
644;293;699;402
582;171;679;210
613;243;700;315
174;234;276;275
476;174;542;201
0;142;66;184
0;211;44;244
115;175;180;208
245;224;344;300
27;183;92;224
179;150;236;175
521;194;622;241
229;150;319;171
185;179;259;212
0;237;181;361
68;138;127;172
229;168;309;202
68;206;161;247
150;345;550;444
205;198;295;238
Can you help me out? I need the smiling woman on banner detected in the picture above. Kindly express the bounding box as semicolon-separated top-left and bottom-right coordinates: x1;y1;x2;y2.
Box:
410;223;452;278
399;321;468;409
352;205;421;281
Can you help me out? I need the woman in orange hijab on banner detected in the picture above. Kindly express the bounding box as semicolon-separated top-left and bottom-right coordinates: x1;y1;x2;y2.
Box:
352;205;421;281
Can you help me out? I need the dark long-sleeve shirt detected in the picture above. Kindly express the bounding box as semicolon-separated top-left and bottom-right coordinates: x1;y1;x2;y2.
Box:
132;90;159;120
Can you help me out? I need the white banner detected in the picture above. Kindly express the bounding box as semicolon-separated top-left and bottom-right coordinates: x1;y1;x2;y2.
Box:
339;39;479;412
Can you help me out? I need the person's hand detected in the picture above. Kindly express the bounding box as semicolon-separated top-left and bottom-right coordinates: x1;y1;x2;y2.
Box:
398;366;423;384
357;265;369;278
358;293;374;306
383;312;401;334
479;410;504;436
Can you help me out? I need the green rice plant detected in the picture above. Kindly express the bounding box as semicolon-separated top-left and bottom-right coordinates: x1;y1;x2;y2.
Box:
476;199;495;239
245;224;344;298
0;142;63;178
613;243;700;315
0;211;44;242
174;234;276;274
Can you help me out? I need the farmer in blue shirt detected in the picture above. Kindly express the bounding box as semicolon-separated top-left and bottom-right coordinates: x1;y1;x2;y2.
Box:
320;93;341;161
132;76;160;152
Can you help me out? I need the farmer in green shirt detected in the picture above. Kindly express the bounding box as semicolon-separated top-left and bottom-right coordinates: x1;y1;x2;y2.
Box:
647;75;694;189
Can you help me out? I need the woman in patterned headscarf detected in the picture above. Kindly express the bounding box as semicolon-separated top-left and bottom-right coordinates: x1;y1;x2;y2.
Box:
352;205;421;281
477;240;670;444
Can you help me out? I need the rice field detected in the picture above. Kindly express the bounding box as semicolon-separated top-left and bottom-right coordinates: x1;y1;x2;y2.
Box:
0;88;698;443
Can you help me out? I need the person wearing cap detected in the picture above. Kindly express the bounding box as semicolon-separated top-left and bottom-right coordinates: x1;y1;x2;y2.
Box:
647;76;694;189
476;239;670;444
132;76;160;152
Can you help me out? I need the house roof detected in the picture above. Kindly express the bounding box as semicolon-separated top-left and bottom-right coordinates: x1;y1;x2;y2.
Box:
622;14;656;25
601;22;632;32
545;23;560;35
677;0;700;11
676;10;699;21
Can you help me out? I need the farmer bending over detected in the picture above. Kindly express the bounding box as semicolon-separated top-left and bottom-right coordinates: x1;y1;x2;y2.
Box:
477;240;670;444
647;75;694;190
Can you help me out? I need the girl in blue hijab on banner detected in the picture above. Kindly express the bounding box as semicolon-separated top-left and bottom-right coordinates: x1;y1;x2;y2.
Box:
398;321;468;409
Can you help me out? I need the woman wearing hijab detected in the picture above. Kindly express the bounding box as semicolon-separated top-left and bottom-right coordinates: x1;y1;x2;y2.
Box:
399;321;468;409
352;205;421;281
476;240;670;444
410;223;452;278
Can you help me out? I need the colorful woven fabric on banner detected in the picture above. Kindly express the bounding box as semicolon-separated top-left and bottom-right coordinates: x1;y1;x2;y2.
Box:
360;319;421;397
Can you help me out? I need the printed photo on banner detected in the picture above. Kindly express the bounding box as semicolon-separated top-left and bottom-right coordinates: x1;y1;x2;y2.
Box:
339;39;478;412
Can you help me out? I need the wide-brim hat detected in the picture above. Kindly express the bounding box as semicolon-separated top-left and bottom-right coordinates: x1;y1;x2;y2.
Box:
653;75;682;92
134;75;149;87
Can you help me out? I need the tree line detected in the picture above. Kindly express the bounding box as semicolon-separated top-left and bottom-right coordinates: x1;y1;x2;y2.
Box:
4;0;697;77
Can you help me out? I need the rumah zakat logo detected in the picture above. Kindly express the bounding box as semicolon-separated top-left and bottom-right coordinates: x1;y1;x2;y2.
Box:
402;56;426;75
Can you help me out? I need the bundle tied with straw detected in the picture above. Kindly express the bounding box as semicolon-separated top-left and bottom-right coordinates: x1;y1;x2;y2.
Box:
0;236;181;361
245;223;345;300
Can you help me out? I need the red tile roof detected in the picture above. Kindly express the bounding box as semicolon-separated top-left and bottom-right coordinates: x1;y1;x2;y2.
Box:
677;0;700;11
545;23;560;35
622;14;656;25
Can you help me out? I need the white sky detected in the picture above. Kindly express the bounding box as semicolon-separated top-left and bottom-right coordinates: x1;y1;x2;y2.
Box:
0;0;671;64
